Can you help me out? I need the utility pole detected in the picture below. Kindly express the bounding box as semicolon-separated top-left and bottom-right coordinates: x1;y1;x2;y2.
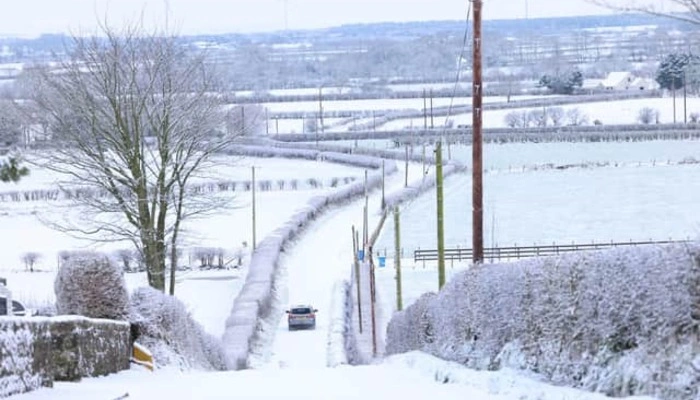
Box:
472;0;484;263
673;81;677;124
241;106;246;134
394;206;403;311
252;166;257;251
364;170;369;246
684;69;688;124
421;144;426;182
369;245;377;357
265;109;269;135
352;226;363;333
423;89;428;130
319;87;324;134
404;146;409;188
429;89;434;129
381;160;386;210
435;141;446;289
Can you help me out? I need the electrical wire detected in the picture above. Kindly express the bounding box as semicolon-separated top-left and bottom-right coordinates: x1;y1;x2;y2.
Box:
442;0;473;133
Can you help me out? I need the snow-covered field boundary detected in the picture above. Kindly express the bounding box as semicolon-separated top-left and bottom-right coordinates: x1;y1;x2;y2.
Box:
386;242;700;399
326;279;353;367
220;144;399;370
0;316;130;398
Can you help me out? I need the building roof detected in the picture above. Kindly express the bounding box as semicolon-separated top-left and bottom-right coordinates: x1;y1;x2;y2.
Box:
602;71;632;87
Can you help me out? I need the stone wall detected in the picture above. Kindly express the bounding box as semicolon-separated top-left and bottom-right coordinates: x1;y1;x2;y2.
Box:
0;316;131;397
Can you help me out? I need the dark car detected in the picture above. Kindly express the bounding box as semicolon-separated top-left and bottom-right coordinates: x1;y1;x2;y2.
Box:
286;305;317;331
0;297;28;316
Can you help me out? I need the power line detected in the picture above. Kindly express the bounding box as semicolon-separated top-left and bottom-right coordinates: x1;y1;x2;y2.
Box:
442;1;473;132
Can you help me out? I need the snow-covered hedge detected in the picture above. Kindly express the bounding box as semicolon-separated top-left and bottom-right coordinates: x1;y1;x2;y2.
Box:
221;148;398;370
386;242;700;399
129;287;226;371
0;317;130;397
327;279;352;367
54;252;129;321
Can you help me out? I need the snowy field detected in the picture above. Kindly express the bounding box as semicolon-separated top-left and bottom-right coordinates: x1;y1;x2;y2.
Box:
374;140;700;254
0;156;368;331
381;96;700;130
262;95;551;113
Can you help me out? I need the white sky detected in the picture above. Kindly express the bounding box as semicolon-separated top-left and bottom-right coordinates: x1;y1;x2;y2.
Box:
0;0;676;38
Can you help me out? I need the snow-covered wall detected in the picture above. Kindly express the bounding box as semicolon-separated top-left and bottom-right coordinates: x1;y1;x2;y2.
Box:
221;145;398;370
0;317;130;398
386;242;700;400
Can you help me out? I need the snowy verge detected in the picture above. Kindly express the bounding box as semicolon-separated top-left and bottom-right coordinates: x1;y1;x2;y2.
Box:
326;279;351;368
221;146;398;370
130;287;227;371
386;351;657;400
386;242;700;399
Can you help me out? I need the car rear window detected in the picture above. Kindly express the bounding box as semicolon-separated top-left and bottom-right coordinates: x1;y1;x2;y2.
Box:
291;308;312;314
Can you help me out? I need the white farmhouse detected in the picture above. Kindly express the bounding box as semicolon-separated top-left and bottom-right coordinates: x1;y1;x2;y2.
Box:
629;77;659;91
601;71;634;90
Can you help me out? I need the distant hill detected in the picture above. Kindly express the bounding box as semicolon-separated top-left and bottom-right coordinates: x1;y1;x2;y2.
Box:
0;12;695;49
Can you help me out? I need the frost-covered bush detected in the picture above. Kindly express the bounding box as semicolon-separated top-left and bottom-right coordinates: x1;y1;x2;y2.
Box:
386;242;700;399
637;107;659;124
54;251;129;320
129;287;226;371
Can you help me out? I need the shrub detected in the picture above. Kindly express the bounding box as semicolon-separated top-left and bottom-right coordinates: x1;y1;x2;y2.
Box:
129;287;226;370
54;251;129;320
638;107;659;124
21;252;41;272
566;108;588;126
548;107;565;126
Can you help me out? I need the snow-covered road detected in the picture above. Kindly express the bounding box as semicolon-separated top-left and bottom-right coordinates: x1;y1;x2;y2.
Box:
265;161;414;368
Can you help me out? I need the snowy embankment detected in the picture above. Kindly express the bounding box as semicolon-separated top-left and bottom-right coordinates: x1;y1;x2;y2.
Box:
221;144;399;369
386;242;700;400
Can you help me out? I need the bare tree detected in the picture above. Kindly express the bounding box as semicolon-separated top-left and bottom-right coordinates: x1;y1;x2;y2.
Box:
548;107;566;127
226;104;266;136
25;20;238;292
21;252;41;272
566;108;589;126
638;107;659;124
587;1;700;25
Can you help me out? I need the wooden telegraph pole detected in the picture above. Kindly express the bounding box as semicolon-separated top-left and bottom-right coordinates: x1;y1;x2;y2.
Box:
394;206;403;311
319;87;325;134
252;166;257;251
472;0;484;264
436;141;446;289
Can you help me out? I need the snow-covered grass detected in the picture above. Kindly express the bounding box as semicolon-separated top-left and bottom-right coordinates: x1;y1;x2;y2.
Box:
374;161;700;255
9;351;658;400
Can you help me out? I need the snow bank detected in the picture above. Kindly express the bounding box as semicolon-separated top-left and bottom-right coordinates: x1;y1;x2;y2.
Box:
386;242;700;399
221;147;398;370
326;279;351;367
130;287;226;371
386;351;657;400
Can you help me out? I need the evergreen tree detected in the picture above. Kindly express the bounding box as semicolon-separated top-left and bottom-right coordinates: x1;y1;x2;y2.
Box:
0;157;29;183
656;53;700;90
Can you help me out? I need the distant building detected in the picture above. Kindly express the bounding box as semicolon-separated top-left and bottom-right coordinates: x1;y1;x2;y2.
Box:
601;71;634;90
629;77;659;91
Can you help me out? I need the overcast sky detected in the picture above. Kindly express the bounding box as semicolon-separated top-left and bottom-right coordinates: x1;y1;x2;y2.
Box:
0;0;679;37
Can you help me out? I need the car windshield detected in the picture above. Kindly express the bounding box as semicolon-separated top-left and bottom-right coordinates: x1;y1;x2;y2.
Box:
291;307;312;314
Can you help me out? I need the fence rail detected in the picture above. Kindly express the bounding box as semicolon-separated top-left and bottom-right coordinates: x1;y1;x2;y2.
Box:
413;239;692;266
